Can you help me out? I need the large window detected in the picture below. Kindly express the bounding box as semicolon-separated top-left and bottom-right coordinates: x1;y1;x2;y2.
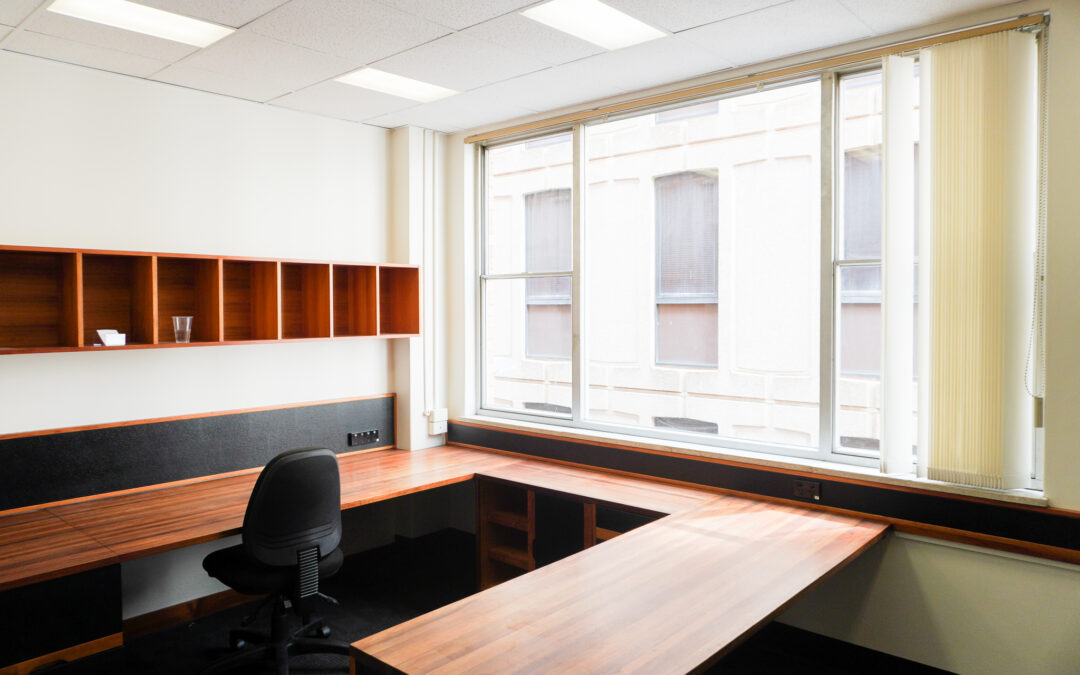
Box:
480;28;1043;487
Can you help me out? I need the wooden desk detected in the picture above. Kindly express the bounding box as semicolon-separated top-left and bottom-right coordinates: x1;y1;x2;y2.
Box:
353;491;887;674
0;445;888;675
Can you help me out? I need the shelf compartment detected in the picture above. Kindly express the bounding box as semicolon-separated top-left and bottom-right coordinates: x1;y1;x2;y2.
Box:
0;250;81;349
487;509;529;532
378;266;419;335
332;264;377;337
488;544;533;571
281;263;330;339
223;261;279;341
82;254;155;347
156;257;222;343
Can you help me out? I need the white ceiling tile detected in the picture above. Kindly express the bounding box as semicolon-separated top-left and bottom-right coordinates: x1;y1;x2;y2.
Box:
364;91;535;132
250;0;449;63
3;30;171;77
152;62;280;101
153;31;355;102
376;0;537;31
837;0;1011;35
372;32;547;92
605;0;790;33
0;26;10;41
583;33;734;93
682;0;874;67
138;0;292;29
0;0;42;27
460;12;603;66
26;10;198;61
468;59;629;113
271;80;417;122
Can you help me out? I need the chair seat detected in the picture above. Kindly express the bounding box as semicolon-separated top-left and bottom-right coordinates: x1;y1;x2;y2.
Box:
203;545;344;596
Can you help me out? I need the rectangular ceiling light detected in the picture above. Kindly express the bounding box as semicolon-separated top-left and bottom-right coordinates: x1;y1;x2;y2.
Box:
335;68;457;103
521;0;666;51
48;0;234;48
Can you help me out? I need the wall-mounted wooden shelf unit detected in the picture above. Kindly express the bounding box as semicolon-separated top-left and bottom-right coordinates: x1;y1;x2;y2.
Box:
0;245;420;354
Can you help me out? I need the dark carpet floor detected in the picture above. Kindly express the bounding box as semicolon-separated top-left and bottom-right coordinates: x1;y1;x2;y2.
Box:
74;529;947;674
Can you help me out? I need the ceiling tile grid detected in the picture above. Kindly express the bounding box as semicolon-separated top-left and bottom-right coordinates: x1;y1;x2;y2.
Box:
682;0;874;67
26;10;199;61
152;31;356;102
370;30;549;92
605;0;793;33
837;0;1014;35
249;0;450;64
138;0;292;29
0;0;42;27
374;0;539;32
459;12;604;66
0;0;1021;133
271;80;419;122
4;29;171;78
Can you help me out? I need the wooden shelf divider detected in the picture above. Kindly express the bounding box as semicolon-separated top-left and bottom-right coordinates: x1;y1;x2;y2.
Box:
477;480;536;589
0;245;419;354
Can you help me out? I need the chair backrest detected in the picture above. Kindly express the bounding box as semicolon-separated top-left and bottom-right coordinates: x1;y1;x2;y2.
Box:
242;447;342;567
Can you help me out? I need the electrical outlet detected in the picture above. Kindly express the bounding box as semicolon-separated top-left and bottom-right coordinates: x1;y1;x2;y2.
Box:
348;429;380;447
793;479;821;502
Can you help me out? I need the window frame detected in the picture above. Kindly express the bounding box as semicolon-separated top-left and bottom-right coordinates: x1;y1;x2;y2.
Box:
476;60;1032;474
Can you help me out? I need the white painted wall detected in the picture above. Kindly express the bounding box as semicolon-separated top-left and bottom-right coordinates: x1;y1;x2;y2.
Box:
447;2;1080;672
0;50;393;435
0;50;399;616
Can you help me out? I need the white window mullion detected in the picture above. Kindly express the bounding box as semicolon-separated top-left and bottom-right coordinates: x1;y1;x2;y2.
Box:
880;54;916;475
818;72;836;461
571;124;585;423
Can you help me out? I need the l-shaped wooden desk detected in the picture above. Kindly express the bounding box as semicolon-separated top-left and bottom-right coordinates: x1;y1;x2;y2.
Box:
0;446;888;674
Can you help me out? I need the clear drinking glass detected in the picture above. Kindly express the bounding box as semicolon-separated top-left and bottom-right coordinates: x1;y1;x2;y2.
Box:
172;316;193;343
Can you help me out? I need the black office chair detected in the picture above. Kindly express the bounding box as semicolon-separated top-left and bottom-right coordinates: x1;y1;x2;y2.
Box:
201;447;350;674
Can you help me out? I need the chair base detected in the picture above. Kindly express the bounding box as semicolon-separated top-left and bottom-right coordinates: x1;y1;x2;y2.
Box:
201;598;349;675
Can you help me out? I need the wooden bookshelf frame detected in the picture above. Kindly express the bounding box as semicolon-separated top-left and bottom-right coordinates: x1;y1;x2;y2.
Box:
0;245;419;354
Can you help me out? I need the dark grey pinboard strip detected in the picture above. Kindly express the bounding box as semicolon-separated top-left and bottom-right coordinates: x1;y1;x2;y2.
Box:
448;422;1080;553
0;398;394;510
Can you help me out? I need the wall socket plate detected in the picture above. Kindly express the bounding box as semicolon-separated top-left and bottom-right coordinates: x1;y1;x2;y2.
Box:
348;429;380;446
793;479;821;502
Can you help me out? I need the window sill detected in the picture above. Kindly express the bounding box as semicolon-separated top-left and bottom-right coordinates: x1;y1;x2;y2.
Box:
454;414;1048;508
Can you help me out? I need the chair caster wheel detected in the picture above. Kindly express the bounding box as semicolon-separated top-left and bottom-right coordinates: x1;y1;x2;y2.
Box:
231;637;247;650
311;625;331;638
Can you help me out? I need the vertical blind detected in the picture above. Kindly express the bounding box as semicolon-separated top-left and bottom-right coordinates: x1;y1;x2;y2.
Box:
920;30;1038;489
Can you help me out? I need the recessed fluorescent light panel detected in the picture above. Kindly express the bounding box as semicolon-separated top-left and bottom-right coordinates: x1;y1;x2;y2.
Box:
48;0;234;48
335;68;458;103
521;0;666;51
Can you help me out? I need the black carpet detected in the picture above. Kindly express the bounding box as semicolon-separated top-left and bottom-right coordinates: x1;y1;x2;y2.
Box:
73;529;947;674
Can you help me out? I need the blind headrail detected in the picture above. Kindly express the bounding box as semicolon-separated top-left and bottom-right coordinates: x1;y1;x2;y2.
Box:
464;13;1046;145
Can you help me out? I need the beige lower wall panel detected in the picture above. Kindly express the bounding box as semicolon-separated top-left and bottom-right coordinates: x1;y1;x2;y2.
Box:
780;534;1080;673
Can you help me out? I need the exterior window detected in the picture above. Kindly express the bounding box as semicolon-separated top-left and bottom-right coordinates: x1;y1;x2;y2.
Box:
525;189;572;359
478;33;1041;490
655;171;719;367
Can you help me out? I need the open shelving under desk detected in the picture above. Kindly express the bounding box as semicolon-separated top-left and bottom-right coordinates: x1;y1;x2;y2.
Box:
0;245;420;354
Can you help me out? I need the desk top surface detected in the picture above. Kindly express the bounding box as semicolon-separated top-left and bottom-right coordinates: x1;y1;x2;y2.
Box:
352;491;887;675
0;445;714;590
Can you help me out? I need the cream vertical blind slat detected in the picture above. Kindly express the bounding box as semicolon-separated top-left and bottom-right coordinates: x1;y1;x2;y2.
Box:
922;31;1037;489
